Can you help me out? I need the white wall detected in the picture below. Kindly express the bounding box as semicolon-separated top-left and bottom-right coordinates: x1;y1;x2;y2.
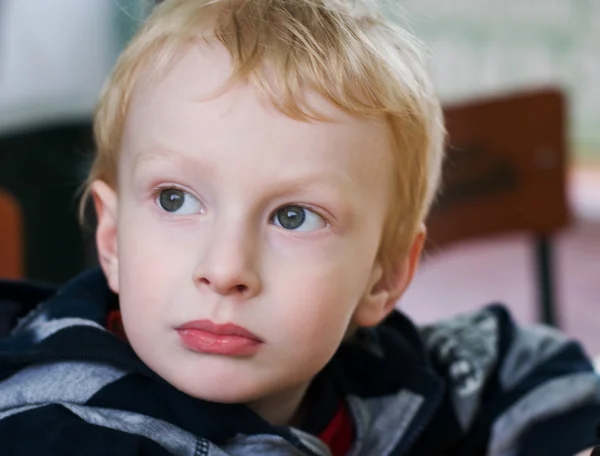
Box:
0;0;118;136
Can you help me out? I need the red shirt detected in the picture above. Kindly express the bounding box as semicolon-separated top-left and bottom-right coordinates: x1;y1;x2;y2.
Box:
318;401;354;456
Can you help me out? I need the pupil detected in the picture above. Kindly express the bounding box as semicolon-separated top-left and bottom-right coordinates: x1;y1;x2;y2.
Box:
277;206;305;230
159;189;184;212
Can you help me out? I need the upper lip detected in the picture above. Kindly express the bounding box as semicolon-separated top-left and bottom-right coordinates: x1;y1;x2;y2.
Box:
177;320;263;342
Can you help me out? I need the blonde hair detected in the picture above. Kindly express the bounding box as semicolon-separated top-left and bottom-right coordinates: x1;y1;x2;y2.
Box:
82;0;445;268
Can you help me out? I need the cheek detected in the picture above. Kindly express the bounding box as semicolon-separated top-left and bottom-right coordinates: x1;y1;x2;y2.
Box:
264;227;379;329
118;199;198;269
116;206;194;313
263;254;371;350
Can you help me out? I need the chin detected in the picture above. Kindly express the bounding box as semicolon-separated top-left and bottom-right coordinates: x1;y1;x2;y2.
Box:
172;377;267;404
152;361;267;403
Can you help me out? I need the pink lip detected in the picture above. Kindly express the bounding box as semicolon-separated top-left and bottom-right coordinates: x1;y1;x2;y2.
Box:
176;320;263;356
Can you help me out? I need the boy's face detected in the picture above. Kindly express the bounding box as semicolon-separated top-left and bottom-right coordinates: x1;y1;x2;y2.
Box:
93;44;422;420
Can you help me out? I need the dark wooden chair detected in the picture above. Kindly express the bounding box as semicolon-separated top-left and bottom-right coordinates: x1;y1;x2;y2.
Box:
0;121;94;284
0;189;23;279
426;88;570;327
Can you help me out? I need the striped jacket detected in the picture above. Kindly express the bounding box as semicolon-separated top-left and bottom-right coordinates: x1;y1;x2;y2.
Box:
0;269;599;455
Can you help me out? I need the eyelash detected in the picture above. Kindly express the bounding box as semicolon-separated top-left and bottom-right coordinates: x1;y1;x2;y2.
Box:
150;183;185;198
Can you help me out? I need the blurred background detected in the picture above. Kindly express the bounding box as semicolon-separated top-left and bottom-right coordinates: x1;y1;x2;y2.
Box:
0;1;598;353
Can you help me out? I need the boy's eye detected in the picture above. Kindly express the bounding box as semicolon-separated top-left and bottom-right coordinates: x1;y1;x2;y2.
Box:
272;205;325;232
157;188;204;215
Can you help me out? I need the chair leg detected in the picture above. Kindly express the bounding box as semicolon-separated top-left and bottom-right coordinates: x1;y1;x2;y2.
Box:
535;235;559;327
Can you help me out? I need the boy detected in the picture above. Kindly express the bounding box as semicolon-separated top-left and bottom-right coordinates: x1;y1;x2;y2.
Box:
0;0;598;454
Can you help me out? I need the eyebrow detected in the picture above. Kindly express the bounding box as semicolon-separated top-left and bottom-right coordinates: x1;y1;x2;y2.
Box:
271;172;357;197
131;148;214;176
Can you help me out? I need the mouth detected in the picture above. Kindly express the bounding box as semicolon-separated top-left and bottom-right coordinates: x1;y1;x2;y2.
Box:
176;320;263;356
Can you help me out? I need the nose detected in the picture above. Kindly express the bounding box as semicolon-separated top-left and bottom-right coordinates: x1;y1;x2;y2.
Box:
192;224;262;299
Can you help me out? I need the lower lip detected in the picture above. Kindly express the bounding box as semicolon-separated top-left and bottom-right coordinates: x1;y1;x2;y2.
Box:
177;329;262;356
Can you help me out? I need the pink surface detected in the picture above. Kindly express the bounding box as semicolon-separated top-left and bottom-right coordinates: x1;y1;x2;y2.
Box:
400;220;600;356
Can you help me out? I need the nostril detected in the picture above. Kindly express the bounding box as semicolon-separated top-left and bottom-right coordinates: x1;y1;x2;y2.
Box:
196;277;250;295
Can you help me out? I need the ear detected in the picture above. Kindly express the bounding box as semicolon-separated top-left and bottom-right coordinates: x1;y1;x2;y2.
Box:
91;180;120;294
353;227;426;327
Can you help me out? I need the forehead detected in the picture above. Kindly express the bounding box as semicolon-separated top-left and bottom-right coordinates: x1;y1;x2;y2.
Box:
121;42;394;185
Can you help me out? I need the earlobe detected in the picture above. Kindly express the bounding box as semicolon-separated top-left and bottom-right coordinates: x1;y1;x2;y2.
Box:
91;180;120;294
353;228;426;328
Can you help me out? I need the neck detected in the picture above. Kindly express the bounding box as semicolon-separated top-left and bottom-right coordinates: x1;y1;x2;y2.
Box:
246;381;311;427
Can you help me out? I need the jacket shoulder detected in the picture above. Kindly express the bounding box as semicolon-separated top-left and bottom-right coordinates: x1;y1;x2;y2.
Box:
419;305;600;455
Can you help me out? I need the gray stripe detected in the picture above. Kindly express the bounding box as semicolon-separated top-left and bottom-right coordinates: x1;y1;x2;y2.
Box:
499;324;569;391
222;433;315;456
29;317;105;343
291;429;332;456
489;372;600;456
61;403;200;456
348;390;424;456
0;361;128;411
0;404;40;420
11;301;52;335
